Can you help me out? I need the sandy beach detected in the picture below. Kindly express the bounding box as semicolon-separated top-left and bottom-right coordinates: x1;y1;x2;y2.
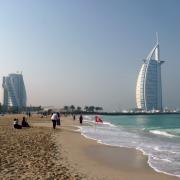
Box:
0;115;84;180
0;114;179;180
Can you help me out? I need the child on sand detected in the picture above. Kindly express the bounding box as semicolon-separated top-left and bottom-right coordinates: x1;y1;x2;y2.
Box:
14;118;22;129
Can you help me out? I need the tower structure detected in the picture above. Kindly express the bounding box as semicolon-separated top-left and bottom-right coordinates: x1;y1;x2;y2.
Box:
136;34;164;111
2;73;27;108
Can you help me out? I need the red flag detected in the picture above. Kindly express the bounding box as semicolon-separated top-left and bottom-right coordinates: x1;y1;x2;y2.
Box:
95;116;103;123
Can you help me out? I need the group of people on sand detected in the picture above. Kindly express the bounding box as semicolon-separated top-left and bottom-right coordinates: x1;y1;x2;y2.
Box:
51;113;84;129
51;112;61;129
14;116;30;129
72;114;83;124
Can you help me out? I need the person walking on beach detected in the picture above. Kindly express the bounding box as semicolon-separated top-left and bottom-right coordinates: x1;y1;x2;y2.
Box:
28;112;31;118
79;114;83;125
51;113;58;129
73;114;76;121
56;112;61;126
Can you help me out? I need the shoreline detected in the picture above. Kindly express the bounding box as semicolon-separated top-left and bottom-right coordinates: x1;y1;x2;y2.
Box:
58;112;180;116
80;130;179;178
78;117;180;178
81;132;180;178
52;116;179;180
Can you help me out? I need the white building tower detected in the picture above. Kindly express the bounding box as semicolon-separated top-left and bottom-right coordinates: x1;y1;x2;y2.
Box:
2;73;27;108
136;34;164;111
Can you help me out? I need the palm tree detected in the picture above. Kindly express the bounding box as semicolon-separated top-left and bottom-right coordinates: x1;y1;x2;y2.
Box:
64;106;69;112
84;106;89;112
95;107;103;112
88;106;95;112
77;106;82;112
99;107;103;111
70;105;75;112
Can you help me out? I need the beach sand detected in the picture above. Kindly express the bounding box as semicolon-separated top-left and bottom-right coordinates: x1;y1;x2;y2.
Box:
0;114;179;180
0;114;84;179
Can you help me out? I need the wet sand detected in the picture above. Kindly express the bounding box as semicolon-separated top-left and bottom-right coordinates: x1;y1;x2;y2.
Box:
0;114;179;180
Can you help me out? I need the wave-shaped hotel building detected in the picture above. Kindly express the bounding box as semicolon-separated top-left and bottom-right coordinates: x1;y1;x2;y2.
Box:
2;73;27;108
136;36;164;111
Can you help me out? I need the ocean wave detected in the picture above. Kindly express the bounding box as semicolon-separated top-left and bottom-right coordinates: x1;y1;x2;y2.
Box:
153;146;177;154
150;130;176;137
101;121;117;127
148;157;180;178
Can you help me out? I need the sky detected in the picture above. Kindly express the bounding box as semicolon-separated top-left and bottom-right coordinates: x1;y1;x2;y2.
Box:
0;0;180;111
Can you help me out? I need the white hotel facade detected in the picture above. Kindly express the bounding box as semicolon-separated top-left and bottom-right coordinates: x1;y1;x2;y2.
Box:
3;73;27;108
136;37;164;111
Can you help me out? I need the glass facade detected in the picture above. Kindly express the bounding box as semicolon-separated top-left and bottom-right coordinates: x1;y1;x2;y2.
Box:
2;73;27;108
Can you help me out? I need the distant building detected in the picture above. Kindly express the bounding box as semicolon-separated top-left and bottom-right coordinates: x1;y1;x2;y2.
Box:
2;73;27;108
136;35;164;111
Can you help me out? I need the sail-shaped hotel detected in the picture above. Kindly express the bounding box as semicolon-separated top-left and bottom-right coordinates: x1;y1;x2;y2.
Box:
136;36;164;111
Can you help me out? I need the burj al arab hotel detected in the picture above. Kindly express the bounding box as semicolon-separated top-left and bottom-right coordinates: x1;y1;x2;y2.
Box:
136;35;164;111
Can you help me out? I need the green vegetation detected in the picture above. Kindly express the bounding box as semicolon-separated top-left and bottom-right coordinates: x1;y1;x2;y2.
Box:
62;105;103;114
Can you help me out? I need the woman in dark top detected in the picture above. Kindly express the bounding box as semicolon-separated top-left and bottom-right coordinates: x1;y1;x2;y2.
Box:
79;114;83;124
22;117;30;127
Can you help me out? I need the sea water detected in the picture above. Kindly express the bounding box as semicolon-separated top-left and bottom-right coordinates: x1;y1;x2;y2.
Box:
80;115;180;177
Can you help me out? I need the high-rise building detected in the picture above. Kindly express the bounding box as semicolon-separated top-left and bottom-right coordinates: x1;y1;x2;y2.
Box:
136;36;164;111
2;73;27;108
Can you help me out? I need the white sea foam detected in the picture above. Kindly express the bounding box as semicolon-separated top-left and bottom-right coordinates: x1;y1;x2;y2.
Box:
147;157;180;178
102;122;117;127
154;146;161;151
161;158;172;162
153;146;177;154
150;130;176;137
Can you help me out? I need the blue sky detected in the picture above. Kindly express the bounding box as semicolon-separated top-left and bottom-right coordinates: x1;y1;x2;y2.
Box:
0;0;179;111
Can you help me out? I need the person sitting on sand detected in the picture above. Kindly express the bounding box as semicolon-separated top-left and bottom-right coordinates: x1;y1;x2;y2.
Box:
14;118;22;129
51;112;58;129
22;116;30;127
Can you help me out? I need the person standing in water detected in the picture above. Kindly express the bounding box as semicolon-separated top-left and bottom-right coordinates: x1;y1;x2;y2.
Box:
79;114;83;125
73;114;76;121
